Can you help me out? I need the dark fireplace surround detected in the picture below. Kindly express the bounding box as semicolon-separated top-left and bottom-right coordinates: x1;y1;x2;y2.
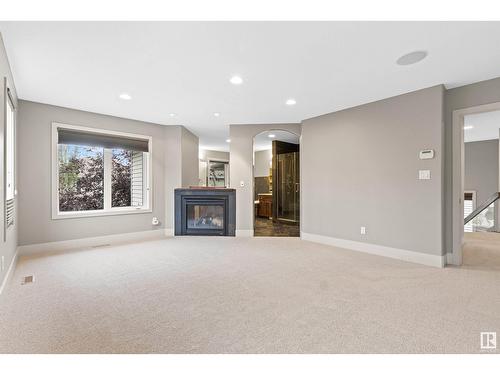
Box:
174;188;236;236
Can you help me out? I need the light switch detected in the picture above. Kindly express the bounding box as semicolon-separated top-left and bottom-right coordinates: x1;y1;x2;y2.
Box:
419;170;431;180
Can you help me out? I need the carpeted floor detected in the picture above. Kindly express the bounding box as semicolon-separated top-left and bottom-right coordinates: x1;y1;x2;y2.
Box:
0;236;499;354
463;232;500;270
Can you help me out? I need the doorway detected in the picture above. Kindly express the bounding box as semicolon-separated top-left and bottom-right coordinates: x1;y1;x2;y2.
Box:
207;159;230;187
452;103;500;266
253;130;300;237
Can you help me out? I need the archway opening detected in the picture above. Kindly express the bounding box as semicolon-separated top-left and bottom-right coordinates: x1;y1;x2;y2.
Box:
252;130;300;237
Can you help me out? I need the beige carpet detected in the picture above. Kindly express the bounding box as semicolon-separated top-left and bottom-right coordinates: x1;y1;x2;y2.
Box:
463;232;500;270
1;236;499;354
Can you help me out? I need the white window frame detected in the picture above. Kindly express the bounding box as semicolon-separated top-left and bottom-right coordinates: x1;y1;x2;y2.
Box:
51;122;153;219
4;80;16;237
5;89;15;201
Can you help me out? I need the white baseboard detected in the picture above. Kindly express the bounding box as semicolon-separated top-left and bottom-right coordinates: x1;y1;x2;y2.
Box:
0;250;18;295
236;229;254;237
17;229;166;257
301;232;445;268
164;228;174;237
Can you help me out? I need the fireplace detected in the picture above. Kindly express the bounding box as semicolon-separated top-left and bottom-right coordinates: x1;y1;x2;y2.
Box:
174;188;236;236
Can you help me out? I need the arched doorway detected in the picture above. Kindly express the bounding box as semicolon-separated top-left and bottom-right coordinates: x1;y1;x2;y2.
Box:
252;130;300;237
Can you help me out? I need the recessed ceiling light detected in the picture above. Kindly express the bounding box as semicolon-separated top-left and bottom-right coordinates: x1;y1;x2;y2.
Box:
464;125;474;130
119;93;132;100
396;51;428;66
286;98;297;106
268;134;276;138
214;112;221;117
169;113;176;117
230;75;243;85
226;138;231;143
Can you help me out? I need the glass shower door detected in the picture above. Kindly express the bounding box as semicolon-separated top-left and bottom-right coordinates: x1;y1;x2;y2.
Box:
276;152;299;223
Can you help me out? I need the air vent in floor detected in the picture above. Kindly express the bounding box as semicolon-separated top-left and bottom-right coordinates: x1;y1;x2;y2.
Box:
22;275;34;285
91;244;111;249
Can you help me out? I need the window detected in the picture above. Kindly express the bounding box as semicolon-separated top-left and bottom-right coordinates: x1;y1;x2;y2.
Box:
112;149;145;207
4;84;16;230
52;123;152;218
464;191;475;233
58;144;104;211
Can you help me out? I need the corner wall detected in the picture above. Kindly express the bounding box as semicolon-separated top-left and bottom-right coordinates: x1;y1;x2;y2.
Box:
181;127;199;188
229;123;301;235
301;85;445;257
17;101;199;245
164;125;199;233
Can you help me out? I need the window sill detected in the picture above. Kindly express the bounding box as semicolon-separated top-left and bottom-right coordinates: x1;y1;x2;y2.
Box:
52;207;152;220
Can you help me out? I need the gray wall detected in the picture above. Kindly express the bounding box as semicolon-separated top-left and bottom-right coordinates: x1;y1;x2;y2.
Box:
17;100;198;244
464;140;499;204
0;33;18;285
181;127;199;187
254;149;272;177
163;126;182;233
444;76;500;253
229;123;301;233
200;150;229;162
301;85;444;255
164;125;199;231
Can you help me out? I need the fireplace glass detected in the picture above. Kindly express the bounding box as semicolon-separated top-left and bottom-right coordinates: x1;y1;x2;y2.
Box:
187;204;224;229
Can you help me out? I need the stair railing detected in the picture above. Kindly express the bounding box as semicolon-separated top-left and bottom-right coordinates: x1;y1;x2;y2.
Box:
464;192;500;226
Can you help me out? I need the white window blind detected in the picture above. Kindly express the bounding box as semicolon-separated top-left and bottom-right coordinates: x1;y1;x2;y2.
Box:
464;192;474;233
131;151;144;207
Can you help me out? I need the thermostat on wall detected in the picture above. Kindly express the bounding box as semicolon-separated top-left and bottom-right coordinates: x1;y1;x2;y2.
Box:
419;149;435;160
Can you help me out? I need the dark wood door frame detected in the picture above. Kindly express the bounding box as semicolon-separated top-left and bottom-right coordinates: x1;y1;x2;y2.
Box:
272;140;300;223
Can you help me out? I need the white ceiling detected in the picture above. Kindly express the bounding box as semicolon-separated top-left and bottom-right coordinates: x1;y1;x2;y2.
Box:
253;130;299;152
464;110;500;143
2;22;500;151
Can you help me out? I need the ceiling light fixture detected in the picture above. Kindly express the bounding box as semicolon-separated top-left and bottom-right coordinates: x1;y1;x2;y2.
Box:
226;138;231;143
286;98;297;106
268;134;276;138
119;93;132;100
464;125;474;130
230;75;243;85
396;51;428;66
169;113;176;117
214;112;221;117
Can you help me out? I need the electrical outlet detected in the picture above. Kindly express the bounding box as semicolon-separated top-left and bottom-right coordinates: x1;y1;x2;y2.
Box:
360;226;366;235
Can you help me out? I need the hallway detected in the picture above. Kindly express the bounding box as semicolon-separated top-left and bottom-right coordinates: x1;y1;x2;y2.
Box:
463;232;500;270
